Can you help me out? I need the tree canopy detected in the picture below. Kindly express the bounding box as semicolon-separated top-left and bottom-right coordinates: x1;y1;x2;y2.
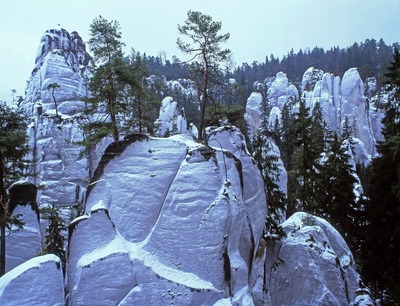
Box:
177;10;231;144
0;102;30;276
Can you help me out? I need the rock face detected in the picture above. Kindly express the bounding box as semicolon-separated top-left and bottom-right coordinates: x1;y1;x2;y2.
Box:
340;68;376;155
21;28;90;208
5;205;41;272
255;67;381;158
155;96;187;136
2;27;370;305
5;181;40;272
25;27;90;117
266;212;360;306
67;128;267;305
300;67;380;157
0;254;64;306
244;92;263;138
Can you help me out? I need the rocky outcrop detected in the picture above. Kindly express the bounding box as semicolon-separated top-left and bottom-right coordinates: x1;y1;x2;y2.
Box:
5;181;40;272
5;204;41;272
155;96;187;136
24;27;90;117
67;128;267;305
340;68;376;155
266;212;360;306
0;254;64;306
264;67;382;158
303;70;341;132
21;28;90;209
244;92;263;138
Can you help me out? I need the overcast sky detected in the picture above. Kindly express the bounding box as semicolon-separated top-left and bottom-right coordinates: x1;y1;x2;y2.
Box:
0;0;399;102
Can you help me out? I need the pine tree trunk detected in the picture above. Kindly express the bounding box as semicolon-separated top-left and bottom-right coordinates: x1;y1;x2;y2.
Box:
0;224;5;276
0;151;5;276
138;95;142;134
198;55;209;145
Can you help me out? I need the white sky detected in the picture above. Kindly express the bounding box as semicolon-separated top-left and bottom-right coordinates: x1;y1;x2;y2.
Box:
0;0;399;102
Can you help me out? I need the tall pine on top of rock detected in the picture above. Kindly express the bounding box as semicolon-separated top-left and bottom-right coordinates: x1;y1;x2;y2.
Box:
177;10;231;144
83;16;126;144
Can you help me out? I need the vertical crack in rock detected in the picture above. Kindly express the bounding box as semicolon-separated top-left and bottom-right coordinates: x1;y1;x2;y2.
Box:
85;134;149;200
142;153;185;242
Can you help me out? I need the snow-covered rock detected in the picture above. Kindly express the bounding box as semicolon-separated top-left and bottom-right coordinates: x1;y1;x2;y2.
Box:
25;115;88;208
268;106;281;130
266;212;360;306
21;28;90;209
5;204;41;272
353;288;374;306
267;72;289;109
67;128;267;304
5;181;40;273
244;92;263;138
24;27;89;117
0;254;64;306
340;68;376;156
249;66;383;157
346;137;371;167
302;67;324;92
155;96;187;136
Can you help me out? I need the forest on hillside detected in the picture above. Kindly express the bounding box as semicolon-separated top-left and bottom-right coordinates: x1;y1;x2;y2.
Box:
141;38;398;103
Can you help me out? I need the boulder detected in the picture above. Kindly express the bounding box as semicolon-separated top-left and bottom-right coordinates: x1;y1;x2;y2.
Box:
266;212;360;306
0;254;64;306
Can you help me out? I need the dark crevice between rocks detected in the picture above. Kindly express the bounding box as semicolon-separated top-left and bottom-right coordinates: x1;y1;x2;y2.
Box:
8;182;39;223
223;247;232;297
86;133;149;201
223;151;244;192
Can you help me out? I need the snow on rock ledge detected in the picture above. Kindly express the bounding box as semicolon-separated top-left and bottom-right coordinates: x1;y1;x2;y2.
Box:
0;254;64;306
266;212;360;306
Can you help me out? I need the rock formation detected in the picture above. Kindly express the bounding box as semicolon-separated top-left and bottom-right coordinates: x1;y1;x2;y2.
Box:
5;182;40;272
21;27;90;209
66;128;266;305
300;67;381;158
266;212;360;305
0;254;64;306
155;96;187;136
0;27;374;305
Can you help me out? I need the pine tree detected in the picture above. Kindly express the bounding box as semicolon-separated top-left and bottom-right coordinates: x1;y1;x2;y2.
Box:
362;48;400;304
117;50;159;135
41;206;66;271
290;100;322;213
47;83;60;117
252;133;286;239
177;10;231;144
0;102;30;276
82;16;126;145
310;101;325;153
317;134;359;247
280;102;295;171
342;116;354;140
